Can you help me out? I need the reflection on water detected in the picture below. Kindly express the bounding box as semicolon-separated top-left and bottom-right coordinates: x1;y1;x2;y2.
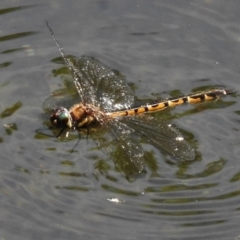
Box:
0;31;37;42
1;101;22;118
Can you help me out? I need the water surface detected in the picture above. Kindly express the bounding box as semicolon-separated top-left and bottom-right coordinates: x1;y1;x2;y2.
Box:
1;1;240;240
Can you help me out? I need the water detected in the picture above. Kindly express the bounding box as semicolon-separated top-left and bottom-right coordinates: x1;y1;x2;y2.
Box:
1;1;240;239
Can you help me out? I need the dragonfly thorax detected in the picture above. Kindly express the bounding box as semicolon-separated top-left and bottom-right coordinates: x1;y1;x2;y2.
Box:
69;103;106;128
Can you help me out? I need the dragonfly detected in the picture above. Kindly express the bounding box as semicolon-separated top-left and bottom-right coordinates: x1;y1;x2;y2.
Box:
45;22;231;180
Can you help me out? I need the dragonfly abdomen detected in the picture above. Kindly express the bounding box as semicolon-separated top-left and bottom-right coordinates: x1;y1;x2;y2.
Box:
108;89;230;118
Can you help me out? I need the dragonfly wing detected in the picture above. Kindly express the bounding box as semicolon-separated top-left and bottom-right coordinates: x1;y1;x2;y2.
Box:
65;57;98;105
96;68;134;111
47;24;134;110
90;119;145;180
44;57;99;110
48;56;134;111
121;115;195;161
73;57;134;111
70;57;134;110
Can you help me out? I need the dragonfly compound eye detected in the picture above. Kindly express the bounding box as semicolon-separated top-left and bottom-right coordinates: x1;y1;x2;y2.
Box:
50;107;72;129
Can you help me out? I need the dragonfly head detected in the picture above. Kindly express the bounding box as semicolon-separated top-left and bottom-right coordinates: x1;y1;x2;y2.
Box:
50;107;73;129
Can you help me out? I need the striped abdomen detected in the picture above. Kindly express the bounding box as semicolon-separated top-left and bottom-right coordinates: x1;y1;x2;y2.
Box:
107;89;230;118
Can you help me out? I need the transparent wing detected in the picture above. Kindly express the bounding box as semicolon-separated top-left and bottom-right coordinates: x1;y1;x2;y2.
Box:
121;115;195;161
95;63;135;111
70;57;135;110
47;23;134;110
45;57;135;111
90;119;145;181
